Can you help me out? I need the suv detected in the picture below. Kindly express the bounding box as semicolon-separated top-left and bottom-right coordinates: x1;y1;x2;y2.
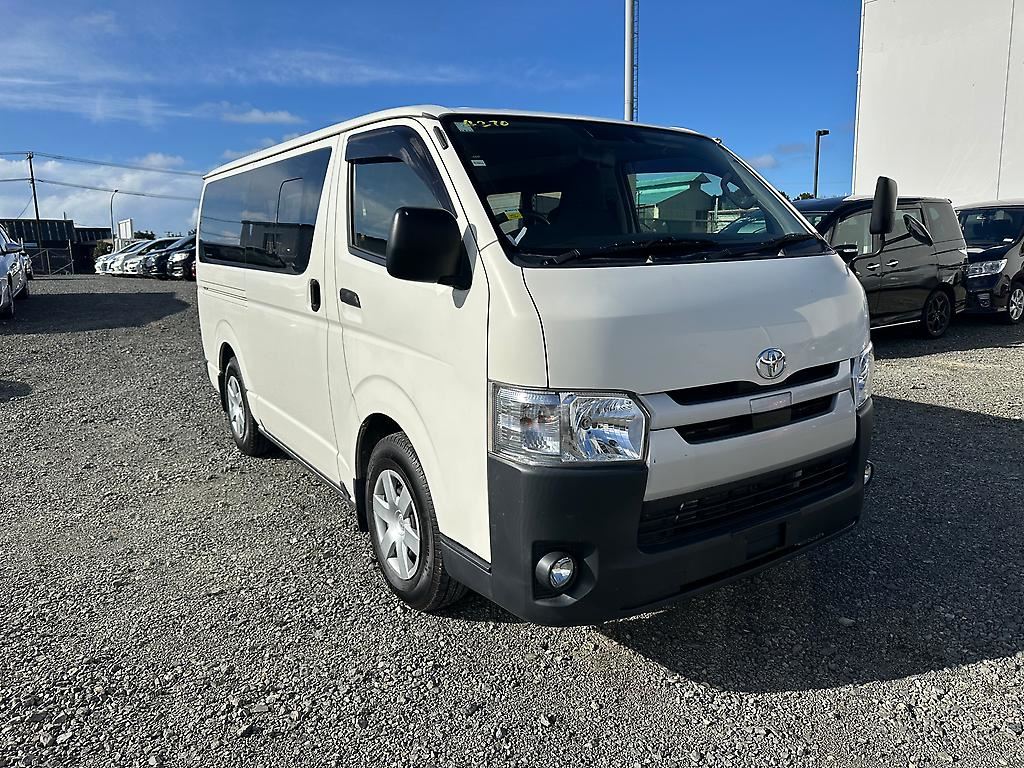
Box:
956;202;1024;324
794;196;967;337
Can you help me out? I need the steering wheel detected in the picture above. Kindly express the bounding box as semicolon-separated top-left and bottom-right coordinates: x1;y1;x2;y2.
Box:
517;211;551;227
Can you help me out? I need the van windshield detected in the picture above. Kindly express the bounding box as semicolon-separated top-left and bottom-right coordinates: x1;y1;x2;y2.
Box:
441;115;819;265
958;207;1024;247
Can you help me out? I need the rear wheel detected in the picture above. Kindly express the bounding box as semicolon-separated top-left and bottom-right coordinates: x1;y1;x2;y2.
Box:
223;358;271;456
1002;281;1024;324
366;432;466;612
920;289;952;338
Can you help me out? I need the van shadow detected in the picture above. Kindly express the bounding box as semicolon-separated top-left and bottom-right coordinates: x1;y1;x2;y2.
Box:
13;291;189;334
873;314;1024;359
0;380;32;403
600;395;1024;692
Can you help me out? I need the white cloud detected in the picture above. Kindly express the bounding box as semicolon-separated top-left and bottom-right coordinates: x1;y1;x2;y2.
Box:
218;107;304;125
749;154;779;170
131;154;186;169
0;156;202;236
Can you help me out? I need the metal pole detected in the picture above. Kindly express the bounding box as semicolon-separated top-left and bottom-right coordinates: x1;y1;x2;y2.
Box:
27;152;48;274
109;189;118;251
624;0;635;121
813;129;829;198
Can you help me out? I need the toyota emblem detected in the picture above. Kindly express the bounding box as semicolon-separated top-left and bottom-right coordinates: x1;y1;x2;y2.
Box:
756;348;786;380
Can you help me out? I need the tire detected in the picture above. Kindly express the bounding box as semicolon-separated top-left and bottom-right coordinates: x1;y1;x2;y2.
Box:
365;432;467;612
222;358;271;457
1002;281;1024;325
1;281;14;319
920;289;952;338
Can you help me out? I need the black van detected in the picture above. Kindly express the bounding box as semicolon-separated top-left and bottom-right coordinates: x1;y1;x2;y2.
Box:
956;202;1024;324
794;197;967;338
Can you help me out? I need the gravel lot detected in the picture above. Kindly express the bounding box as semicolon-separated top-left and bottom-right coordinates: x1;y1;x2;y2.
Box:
1;275;1022;768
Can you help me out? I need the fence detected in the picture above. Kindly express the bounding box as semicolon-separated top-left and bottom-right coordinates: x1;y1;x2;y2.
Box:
26;247;76;276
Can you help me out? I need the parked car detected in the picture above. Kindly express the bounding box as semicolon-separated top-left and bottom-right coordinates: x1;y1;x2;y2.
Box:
100;240;150;274
111;238;178;276
166;242;197;280
956;202;1024;324
794;195;968;337
0;223;29;318
142;235;195;279
198;106;883;625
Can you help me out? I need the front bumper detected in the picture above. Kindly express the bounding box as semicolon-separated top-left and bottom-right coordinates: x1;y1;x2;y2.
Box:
964;274;1011;314
446;400;874;626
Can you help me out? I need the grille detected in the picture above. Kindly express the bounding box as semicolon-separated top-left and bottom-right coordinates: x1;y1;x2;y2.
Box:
677;394;835;444
638;450;853;552
667;362;841;406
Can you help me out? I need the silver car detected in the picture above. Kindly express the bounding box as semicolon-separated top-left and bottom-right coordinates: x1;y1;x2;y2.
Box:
0;224;29;319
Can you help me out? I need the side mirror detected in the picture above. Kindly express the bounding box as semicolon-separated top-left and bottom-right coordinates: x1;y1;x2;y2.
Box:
904;214;933;246
833;243;860;262
869;176;898;236
386;207;468;289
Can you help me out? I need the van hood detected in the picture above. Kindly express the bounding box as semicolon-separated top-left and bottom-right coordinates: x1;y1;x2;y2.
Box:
524;253;869;395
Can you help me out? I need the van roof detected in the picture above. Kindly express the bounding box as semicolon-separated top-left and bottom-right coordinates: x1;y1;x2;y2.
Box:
956;199;1024;210
793;194;952;214
206;105;703;179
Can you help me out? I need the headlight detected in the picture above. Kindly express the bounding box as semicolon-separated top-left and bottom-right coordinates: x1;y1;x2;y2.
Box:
967;259;1007;277
491;384;648;465
169;251;191;262
851;341;874;409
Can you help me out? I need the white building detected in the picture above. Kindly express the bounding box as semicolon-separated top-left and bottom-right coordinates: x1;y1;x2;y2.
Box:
853;0;1023;204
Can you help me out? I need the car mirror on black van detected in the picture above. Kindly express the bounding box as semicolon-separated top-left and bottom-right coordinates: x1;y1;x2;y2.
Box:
904;214;934;246
869;176;897;236
833;243;860;262
386;207;469;290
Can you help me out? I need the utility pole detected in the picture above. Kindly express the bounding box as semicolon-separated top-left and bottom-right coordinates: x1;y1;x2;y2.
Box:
813;129;830;198
109;189;119;251
26;152;48;274
624;0;638;121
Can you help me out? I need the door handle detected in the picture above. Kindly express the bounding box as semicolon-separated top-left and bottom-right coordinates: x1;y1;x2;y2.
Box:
886;259;900;267
865;263;880;271
339;288;361;308
309;279;321;312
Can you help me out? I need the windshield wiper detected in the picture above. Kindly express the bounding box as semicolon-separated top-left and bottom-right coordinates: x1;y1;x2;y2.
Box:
717;232;821;259
549;237;725;265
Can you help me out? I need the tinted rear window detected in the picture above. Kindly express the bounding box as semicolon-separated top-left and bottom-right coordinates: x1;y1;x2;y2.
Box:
923;202;963;244
200;148;331;273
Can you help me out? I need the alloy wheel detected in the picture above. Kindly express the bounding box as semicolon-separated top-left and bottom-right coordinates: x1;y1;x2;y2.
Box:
226;375;245;437
926;292;950;336
372;468;422;581
1009;286;1024;322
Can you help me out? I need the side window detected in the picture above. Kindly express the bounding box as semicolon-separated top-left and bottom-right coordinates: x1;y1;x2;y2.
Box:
892;206;923;241
832;211;874;255
347;126;454;260
199;148;331;273
924;202;963;243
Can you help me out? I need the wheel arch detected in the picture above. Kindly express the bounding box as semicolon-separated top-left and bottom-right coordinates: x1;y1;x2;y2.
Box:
353;413;403;531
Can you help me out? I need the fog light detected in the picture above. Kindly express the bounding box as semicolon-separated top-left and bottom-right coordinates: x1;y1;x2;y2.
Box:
979;292;991;307
863;460;874;487
535;551;576;592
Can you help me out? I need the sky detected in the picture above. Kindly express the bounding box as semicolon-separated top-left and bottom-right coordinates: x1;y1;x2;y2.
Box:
0;0;863;234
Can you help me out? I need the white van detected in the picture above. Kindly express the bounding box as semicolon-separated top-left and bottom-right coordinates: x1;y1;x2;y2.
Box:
197;106;882;625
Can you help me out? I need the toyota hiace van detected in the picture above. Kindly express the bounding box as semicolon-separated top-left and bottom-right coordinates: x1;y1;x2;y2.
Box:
197;107;883;625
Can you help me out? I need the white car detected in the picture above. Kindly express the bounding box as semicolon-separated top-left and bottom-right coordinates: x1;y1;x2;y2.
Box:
108;238;177;275
0;223;29;319
197;106;883;625
96;241;146;274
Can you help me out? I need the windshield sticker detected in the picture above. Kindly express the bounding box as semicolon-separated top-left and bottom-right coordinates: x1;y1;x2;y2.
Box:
461;119;509;129
471;158;487;167
505;210;522;220
454;122;474;132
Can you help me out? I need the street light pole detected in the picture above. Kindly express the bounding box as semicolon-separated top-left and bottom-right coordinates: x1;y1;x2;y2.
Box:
813;129;830;198
109;189;119;250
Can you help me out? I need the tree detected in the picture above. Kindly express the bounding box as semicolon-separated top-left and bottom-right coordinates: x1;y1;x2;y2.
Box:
92;241;113;258
795;192;815;200
133;230;156;240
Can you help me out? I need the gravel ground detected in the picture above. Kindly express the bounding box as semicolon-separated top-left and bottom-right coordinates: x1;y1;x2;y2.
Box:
1;275;1022;768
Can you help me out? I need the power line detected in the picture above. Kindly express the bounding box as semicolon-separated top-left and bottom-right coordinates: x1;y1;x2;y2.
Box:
0;150;203;177
0;177;30;183
14;194;33;219
35;178;197;202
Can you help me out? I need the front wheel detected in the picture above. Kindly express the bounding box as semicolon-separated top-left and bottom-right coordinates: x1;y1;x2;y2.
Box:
920;289;952;338
1;282;14;319
1002;281;1024;325
366;432;466;612
222;358;271;456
